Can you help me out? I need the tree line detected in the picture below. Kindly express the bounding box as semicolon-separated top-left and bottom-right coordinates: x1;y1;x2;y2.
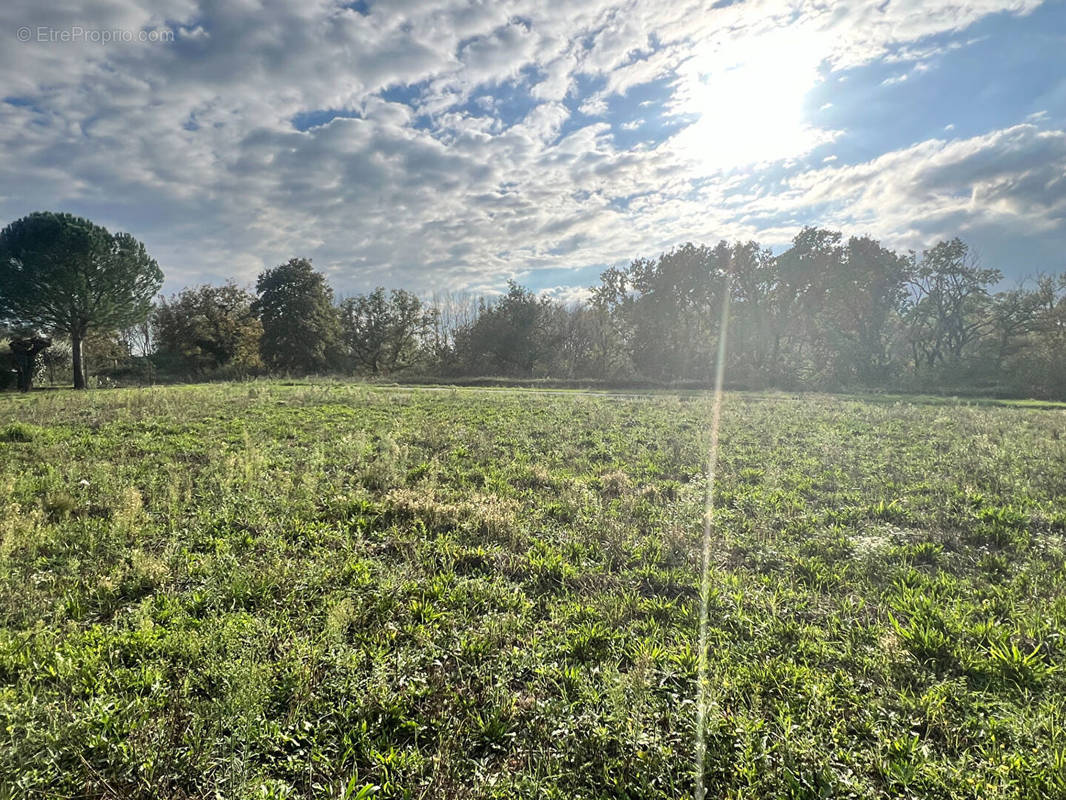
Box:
2;211;1064;397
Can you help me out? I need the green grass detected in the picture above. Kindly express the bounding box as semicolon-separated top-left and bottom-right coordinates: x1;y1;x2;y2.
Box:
1;381;1065;799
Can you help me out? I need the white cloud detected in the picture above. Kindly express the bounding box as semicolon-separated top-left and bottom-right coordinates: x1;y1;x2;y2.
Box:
0;0;1055;294
539;284;594;305
754;124;1066;250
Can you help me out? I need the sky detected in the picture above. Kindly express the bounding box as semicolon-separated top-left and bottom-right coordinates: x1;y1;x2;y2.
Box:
1;0;1064;300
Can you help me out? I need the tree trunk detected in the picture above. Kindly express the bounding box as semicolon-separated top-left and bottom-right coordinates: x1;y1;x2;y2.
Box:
11;337;51;392
72;331;86;390
14;351;32;393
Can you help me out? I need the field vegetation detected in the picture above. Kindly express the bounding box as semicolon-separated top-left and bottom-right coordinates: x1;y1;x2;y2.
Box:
1;382;1065;798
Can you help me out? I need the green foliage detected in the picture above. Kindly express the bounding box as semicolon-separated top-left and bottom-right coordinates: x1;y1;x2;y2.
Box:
339;288;434;375
0;211;163;389
0;383;1064;798
0;421;39;442
987;641;1053;687
154;282;263;375
253;258;342;374
906;237;1003;371
578;229;1066;397
593;242;729;382
453;282;566;377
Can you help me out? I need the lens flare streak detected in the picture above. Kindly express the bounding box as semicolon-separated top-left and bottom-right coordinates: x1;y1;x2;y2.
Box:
694;284;731;800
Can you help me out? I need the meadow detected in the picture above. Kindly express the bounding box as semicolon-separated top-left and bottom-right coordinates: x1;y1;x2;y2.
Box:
0;382;1064;799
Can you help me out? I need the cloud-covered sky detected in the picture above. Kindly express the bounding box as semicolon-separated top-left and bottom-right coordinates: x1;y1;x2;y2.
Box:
1;0;1064;298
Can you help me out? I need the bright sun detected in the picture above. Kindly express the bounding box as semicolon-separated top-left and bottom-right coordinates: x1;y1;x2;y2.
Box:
676;30;833;171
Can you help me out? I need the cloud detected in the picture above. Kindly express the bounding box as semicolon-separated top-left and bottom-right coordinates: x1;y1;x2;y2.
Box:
0;0;1057;294
756;123;1066;253
539;284;594;305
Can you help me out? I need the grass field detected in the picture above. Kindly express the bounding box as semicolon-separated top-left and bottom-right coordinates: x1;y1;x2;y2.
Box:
1;382;1065;799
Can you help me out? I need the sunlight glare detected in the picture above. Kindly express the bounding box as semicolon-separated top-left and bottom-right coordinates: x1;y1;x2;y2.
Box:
676;30;833;171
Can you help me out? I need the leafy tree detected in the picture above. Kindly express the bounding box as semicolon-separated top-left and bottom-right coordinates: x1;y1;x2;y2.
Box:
1014;273;1066;397
154;283;263;375
0;212;163;389
554;302;609;379
986;286;1043;371
584;287;630;379
628;243;724;381
818;234;910;383
82;330;132;380
905;239;1001;370
339;288;434;374
593;243;728;381
771;227;843;380
589;265;638;376
454;282;563;377
253;258;342;374
721;241;777;381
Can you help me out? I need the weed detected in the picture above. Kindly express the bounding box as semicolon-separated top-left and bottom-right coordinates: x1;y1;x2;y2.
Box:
0;382;1063;798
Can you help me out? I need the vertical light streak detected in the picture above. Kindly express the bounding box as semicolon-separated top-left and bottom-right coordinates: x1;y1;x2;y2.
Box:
694;282;731;800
